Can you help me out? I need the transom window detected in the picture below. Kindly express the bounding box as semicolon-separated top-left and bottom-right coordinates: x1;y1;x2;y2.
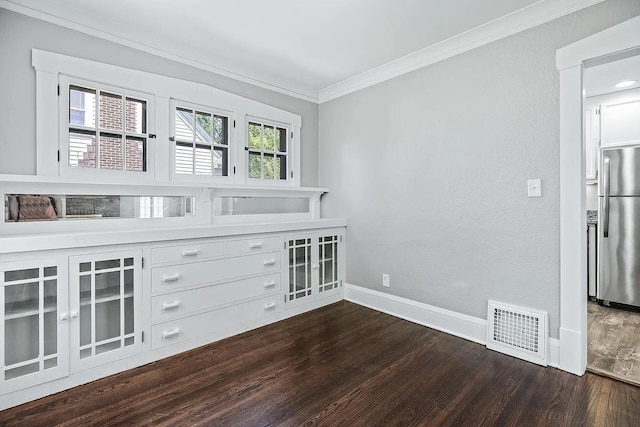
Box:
67;84;149;172
173;103;229;177
247;120;288;181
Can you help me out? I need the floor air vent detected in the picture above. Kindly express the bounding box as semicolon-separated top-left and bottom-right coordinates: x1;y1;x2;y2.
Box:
487;301;548;366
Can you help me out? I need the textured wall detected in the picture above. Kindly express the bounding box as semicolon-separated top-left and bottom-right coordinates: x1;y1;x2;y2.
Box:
0;9;319;186
319;0;640;338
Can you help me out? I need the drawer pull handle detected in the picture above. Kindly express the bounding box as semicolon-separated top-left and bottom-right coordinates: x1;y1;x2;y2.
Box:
249;242;263;249
264;280;277;288
161;301;181;310
161;273;181;282
264;302;276;310
263;259;277;266
182;249;199;257
162;328;180;339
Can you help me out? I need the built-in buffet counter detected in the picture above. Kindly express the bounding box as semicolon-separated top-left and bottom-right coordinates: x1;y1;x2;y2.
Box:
0;177;346;411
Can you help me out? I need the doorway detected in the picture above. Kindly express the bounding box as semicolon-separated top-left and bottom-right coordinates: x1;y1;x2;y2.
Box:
557;16;640;376
583;55;640;384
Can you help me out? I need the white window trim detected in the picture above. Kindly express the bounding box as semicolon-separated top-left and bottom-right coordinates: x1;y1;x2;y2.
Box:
58;75;156;183
169;98;236;185
33;49;302;187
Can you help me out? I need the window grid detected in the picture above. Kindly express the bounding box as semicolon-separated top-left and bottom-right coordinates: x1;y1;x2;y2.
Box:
174;104;229;177
68;84;148;172
247;120;288;181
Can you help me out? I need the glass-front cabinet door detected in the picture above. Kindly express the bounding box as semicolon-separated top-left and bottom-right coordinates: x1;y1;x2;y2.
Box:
69;250;142;373
318;234;342;296
286;236;314;308
284;230;344;309
1;258;69;394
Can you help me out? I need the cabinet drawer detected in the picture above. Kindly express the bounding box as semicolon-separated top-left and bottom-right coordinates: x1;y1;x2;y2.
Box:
151;252;281;294
151;273;281;322
226;236;281;256
151;295;282;349
150;241;224;265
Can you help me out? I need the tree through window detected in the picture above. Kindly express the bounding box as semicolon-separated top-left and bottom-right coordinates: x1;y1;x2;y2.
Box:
247;121;288;181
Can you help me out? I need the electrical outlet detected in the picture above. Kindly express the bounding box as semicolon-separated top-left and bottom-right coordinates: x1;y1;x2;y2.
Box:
382;273;390;287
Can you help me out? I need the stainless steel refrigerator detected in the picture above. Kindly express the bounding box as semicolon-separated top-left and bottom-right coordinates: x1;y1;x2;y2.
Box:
598;145;640;307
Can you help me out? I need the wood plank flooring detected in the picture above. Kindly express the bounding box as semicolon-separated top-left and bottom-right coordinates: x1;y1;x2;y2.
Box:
2;301;640;426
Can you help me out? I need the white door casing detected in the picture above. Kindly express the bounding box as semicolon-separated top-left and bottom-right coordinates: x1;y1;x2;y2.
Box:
557;15;640;376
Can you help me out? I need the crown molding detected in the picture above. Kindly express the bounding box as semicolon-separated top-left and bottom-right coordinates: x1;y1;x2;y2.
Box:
318;0;605;103
1;0;605;105
0;0;320;103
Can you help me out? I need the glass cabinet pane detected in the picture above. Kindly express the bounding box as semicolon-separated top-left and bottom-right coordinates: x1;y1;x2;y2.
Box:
288;238;312;301
3;264;59;382
74;255;137;362
319;235;339;293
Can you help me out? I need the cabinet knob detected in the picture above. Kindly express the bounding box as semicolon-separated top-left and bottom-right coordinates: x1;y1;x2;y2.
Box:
60;313;69;321
263;302;276;310
263;259;277;266
264;280;277;288
249;242;263;249
70;311;79;319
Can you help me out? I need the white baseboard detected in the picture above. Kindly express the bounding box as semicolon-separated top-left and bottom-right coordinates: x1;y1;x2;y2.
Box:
344;283;487;344
344;283;560;368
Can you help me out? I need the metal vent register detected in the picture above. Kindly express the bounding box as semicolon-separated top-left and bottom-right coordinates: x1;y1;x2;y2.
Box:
486;301;548;366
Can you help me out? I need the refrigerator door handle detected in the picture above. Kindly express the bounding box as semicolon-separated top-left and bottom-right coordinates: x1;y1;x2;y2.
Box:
603;155;610;238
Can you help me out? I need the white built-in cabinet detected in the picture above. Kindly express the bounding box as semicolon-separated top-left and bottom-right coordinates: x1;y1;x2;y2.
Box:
148;237;282;350
585;90;640;181
584;107;600;181
1;250;142;394
285;231;344;309
0;226;345;409
601;97;640;148
1;258;68;394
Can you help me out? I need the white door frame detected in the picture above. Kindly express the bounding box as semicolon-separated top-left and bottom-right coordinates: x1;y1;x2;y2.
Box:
557;15;640;375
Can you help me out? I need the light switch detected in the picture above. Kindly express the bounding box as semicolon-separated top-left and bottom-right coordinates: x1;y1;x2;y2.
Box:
527;179;542;197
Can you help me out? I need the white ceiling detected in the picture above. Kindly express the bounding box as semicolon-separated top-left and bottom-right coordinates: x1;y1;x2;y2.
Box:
585;54;640;97
2;0;604;102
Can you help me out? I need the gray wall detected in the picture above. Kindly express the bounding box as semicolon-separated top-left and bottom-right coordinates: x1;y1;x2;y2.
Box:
0;9;319;187
319;0;640;338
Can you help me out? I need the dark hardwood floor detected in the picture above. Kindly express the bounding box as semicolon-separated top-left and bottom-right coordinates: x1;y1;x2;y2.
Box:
2;301;639;426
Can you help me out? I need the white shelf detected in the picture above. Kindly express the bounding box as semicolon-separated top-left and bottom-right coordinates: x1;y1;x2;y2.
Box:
5;297;57;320
0;174;329;194
80;290;134;306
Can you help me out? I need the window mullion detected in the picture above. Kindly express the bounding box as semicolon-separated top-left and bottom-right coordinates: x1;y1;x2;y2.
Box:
121;96;126;171
192;109;196;175
95;89;101;170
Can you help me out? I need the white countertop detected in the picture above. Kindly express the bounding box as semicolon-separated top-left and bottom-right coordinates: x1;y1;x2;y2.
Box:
0;218;347;254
